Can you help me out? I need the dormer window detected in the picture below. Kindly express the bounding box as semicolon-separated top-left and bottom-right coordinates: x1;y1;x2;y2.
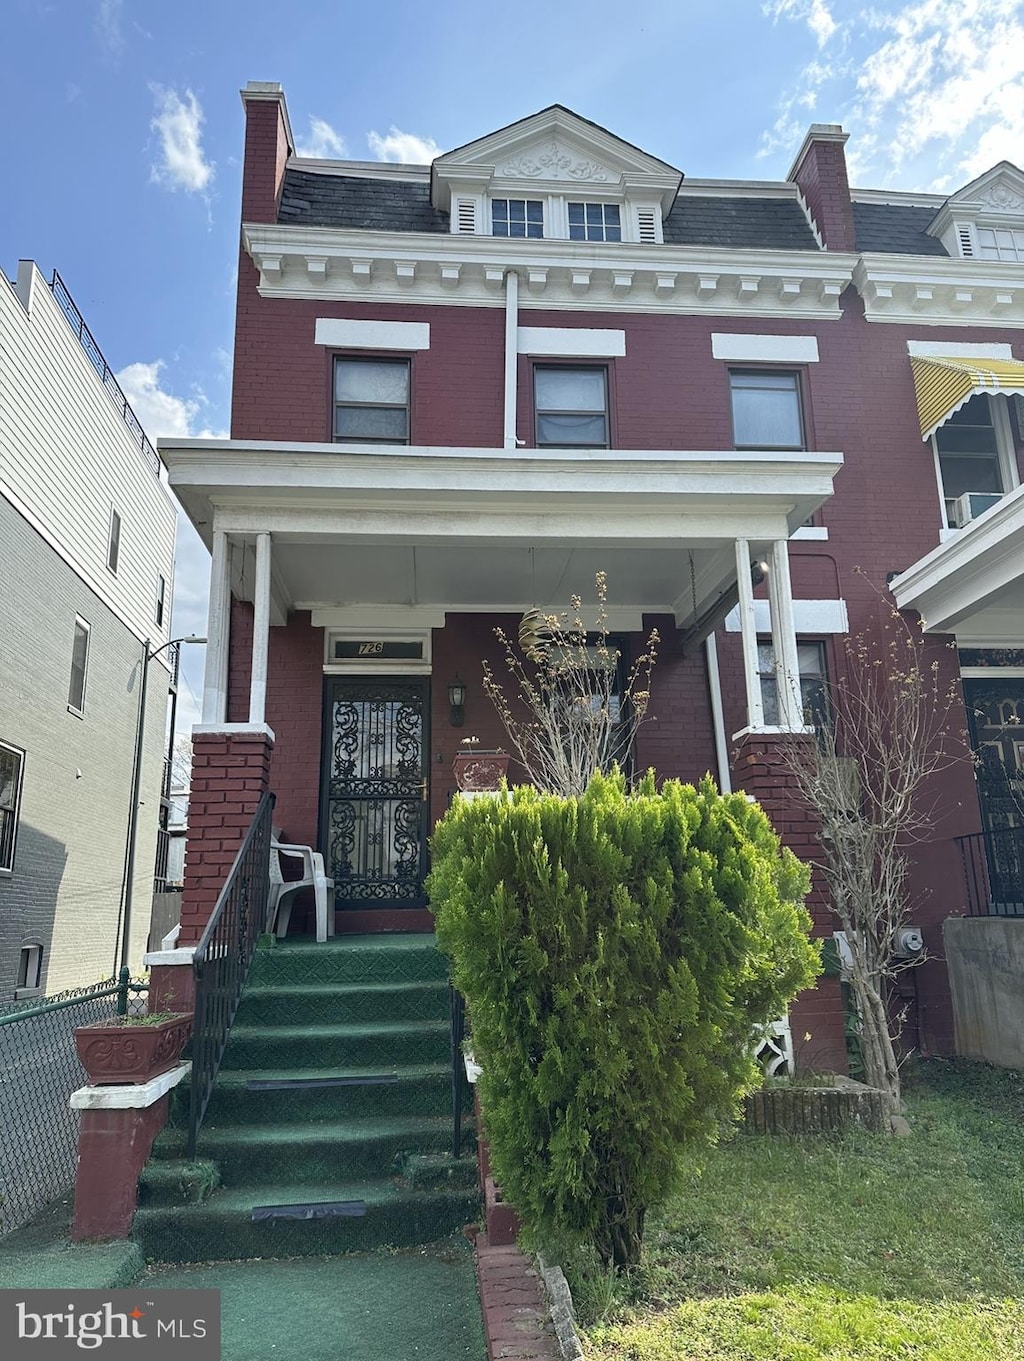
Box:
568;202;621;242
492;199;543;238
975;227;1024;261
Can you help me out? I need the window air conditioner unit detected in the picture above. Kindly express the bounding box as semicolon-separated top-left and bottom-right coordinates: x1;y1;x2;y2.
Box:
952;492;1002;526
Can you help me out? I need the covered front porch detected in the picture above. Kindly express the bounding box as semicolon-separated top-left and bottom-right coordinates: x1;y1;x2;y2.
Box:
162;435;842;939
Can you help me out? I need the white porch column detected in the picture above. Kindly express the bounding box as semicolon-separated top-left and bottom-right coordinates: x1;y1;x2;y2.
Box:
503;269;519;450
768;538;804;729
201;529;231;724
248;532;272;725
704;634;732;793
734;538;764;730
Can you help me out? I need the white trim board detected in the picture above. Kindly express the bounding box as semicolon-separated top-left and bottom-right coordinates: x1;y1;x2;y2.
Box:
725;599;849;634
711;334;820;363
517;327;626;357
906;340;1014;359
314;318;430;350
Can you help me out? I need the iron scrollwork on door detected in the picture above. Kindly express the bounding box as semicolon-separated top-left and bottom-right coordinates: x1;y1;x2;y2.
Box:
325;679;429;907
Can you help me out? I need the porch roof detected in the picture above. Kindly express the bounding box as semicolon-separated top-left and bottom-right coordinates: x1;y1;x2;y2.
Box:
161;438;842;626
890;482;1024;643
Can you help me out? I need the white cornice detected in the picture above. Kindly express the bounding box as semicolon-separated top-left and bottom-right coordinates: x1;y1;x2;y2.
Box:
289;157;430;181
853;253;1024;325
243;223;854;319
677;180;801;200
850;187;946;208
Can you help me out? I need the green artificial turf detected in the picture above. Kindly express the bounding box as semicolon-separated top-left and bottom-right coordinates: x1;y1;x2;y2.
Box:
576;1059;1024;1361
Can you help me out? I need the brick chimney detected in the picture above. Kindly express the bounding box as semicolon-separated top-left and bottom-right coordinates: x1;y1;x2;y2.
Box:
788;124;855;252
239;81;294;224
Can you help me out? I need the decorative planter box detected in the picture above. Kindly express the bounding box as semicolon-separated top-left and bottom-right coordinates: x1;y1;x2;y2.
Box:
74;1014;192;1086
452;749;510;792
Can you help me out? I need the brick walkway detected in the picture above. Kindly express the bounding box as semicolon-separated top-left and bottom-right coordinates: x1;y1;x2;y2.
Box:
475;1234;561;1360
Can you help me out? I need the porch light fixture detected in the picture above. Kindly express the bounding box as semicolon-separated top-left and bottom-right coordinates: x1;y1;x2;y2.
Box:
448;677;466;727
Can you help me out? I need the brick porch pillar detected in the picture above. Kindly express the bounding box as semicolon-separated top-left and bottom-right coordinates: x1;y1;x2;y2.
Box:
732;732;848;1074
179;724;275;948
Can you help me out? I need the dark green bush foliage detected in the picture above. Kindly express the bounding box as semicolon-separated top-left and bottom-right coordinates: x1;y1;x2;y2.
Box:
428;770;819;1268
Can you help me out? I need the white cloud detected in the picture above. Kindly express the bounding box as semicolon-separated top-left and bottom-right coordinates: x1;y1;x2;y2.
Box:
95;0;124;56
761;0;1024;187
149;85;214;193
295;117;347;159
368;126;442;163
116;361;199;438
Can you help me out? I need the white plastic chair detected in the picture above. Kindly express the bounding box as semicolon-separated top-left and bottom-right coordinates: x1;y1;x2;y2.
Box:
268;835;335;943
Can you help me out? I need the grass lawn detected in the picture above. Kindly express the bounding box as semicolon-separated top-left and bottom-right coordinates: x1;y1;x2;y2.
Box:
576;1059;1024;1360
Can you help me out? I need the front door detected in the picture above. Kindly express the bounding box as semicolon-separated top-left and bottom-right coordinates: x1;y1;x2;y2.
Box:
322;677;430;912
963;677;1024;909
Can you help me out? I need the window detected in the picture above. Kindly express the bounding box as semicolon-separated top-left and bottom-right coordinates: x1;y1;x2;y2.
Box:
758;641;828;727
491;199;543;238
333;358;410;444
107;508;121;574
534;367;609;448
68;617;90;715
730;371;804;450
976;227;1024;262
156;574;166;627
934;394;1007;525
0;742;24;871
16;943;43;995
568;202;621;242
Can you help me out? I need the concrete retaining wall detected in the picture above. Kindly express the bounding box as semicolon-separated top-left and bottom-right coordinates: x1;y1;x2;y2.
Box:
944;916;1024;1069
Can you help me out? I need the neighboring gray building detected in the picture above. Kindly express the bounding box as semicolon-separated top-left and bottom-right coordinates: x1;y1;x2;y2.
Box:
0;262;178;997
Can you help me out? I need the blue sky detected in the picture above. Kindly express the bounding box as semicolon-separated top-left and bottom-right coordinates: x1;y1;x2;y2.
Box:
5;0;1024;730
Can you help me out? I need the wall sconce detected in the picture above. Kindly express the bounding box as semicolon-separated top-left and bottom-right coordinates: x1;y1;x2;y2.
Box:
448;676;466;727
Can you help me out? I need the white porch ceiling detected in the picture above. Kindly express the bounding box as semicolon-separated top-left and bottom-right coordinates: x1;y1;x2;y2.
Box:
891;483;1024;643
161;438;843;626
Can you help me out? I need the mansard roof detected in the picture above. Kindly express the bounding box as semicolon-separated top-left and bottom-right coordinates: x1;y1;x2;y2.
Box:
853;202;949;256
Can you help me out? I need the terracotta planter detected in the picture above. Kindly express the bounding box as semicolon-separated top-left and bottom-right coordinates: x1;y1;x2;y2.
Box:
452;749;511;792
74;1013;192;1086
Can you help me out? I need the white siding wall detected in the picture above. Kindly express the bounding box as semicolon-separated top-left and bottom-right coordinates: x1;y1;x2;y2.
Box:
0;264;177;644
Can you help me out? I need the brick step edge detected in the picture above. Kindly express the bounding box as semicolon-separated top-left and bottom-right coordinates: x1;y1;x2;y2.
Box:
474;1234;561;1361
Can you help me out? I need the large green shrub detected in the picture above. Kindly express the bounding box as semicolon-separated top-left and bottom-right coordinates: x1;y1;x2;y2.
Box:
428;770;819;1269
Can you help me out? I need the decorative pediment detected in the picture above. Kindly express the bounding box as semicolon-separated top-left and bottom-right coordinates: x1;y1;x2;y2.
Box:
928;162;1024;256
431;105;682;213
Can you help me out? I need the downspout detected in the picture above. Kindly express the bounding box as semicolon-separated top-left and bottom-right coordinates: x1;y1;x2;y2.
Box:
503;269;519;449
705;633;732;794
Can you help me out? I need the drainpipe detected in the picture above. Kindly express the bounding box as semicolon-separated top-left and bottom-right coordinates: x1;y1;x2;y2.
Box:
705;633;732;794
503;269;519;450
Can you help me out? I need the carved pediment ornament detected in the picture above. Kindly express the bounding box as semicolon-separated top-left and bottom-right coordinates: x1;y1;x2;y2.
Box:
501;140;610;182
973;181;1024;212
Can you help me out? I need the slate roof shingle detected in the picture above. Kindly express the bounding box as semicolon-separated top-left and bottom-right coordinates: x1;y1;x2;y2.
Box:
278;169;450;233
853;202;949;256
662;197;820;250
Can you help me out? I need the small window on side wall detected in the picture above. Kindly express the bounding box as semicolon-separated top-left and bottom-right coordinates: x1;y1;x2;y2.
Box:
334;358;410;444
0;742;25;872
730;370;804;450
534;367;609;448
68;617;90;716
156;575;167;627
16;943;43;996
107;508;121;574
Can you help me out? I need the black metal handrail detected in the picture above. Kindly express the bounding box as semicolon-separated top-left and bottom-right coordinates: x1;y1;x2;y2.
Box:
955;826;1024;917
450;985;467;1159
48;271;162;479
187;790;276;1157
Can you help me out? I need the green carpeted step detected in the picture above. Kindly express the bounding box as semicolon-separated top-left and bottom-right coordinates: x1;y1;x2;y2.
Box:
248;934;450;988
220;1019;451;1070
234;979;449;1028
200;1063;456;1124
137;1160;221;1208
133;1179;480;1264
400;1152;480;1192
159;1115;460;1185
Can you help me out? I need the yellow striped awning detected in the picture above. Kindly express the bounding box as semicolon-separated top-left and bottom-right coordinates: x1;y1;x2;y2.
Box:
910;355;1024;442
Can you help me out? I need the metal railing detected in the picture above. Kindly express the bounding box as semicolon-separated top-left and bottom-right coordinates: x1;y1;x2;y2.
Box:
955;826;1024;916
449;985;468;1159
0;969;147;1236
187;791;276;1158
47;271;161;479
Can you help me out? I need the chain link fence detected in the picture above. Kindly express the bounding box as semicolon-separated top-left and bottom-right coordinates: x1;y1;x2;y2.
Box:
0;971;147;1236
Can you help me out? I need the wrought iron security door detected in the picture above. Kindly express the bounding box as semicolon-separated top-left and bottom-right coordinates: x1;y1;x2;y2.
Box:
963;678;1024;909
323;678;429;909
